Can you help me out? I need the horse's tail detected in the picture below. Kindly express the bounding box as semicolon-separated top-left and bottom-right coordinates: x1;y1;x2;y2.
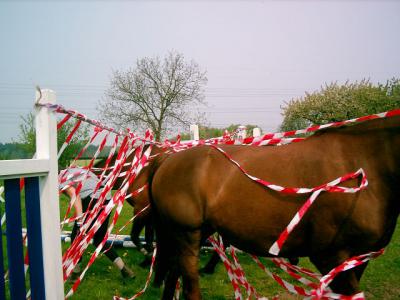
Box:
146;152;171;287
146;152;166;204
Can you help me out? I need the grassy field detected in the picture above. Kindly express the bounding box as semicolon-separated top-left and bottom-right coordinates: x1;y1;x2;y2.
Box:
63;199;400;300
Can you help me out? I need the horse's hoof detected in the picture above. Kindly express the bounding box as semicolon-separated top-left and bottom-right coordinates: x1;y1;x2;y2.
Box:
199;267;215;275
139;257;152;268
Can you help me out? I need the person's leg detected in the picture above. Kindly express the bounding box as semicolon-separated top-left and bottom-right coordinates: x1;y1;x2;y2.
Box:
70;221;80;242
92;205;136;278
68;196;91;275
71;195;90;243
69;221;82;274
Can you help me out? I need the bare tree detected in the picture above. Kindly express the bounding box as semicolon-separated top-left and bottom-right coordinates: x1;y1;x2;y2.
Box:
98;51;207;141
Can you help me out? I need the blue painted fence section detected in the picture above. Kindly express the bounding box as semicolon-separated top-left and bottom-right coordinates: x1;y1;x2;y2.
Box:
1;177;46;300
25;177;45;300
4;178;26;300
0;201;5;300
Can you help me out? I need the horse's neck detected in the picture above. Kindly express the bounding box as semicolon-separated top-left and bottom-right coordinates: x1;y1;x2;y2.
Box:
385;132;400;184
325;120;400;169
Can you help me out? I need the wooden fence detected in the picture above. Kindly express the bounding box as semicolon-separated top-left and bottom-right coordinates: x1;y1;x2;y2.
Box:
0;89;64;299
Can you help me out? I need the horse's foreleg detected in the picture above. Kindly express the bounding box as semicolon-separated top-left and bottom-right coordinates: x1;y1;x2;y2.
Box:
200;251;220;275
200;233;226;275
144;219;154;253
130;214;147;254
310;251;364;296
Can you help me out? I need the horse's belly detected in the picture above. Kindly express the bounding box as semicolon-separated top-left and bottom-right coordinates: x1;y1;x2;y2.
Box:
207;189;310;256
207;186;390;257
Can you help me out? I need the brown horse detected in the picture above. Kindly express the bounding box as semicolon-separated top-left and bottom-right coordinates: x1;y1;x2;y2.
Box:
149;116;400;299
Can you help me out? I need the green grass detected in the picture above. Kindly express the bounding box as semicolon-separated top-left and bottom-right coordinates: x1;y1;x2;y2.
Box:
1;190;399;299
65;205;400;300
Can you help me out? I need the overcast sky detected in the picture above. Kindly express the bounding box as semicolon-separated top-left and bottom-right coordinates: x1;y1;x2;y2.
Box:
1;0;399;142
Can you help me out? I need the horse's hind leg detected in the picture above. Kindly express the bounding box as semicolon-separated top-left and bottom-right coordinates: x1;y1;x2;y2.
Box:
310;251;366;296
153;232;173;288
178;229;202;300
162;263;180;300
200;235;224;275
158;229;202;300
354;261;368;281
200;251;220;274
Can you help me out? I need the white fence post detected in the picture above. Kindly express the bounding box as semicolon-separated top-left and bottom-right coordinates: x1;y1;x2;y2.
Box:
35;89;64;299
190;124;199;140
237;125;247;142
253;127;261;137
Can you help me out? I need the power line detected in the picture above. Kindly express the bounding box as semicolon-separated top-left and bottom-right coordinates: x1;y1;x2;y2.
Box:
0;82;307;92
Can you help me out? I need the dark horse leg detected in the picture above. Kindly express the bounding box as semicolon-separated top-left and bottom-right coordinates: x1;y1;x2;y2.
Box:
144;220;154;253
200;251;220;275
139;220;155;268
288;257;299;265
156;229;202;300
153;222;175;288
161;265;181;300
199;235;300;275
310;250;367;296
153;245;170;288
175;229;202;300
130;213;148;254
200;252;300;275
130;210;154;267
153;229;180;298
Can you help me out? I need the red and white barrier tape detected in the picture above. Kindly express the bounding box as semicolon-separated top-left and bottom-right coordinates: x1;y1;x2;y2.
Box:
241;109;400;146
62;134;131;276
64;136;134;285
113;247;157;300
208;237;245;300
65;137;154;297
